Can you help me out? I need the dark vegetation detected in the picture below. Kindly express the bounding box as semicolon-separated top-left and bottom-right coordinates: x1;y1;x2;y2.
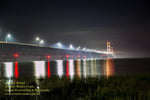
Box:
0;75;150;100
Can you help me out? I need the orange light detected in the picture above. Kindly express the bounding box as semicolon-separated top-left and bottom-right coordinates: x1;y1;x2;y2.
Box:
66;55;69;58
14;54;18;58
47;55;50;59
106;58;115;77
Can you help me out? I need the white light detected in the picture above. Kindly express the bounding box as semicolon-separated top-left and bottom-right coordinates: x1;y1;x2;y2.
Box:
76;46;80;51
82;47;86;50
7;34;11;38
36;37;39;41
4;62;13;78
56;60;63;77
57;42;62;47
40;40;44;44
6;34;11;42
69;44;73;49
69;60;74;79
94;50;97;52
87;49;90;51
91;49;94;52
34;61;45;78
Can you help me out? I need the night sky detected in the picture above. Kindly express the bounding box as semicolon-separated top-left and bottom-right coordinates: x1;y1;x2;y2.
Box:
0;0;150;58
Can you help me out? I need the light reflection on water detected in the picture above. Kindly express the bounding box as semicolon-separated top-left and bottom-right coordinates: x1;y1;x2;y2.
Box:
34;61;45;78
4;62;13;78
56;60;63;77
69;60;74;79
1;59;115;79
47;60;50;77
83;59;87;78
106;58;115;77
5;79;13;95
93;59;97;77
75;59;81;77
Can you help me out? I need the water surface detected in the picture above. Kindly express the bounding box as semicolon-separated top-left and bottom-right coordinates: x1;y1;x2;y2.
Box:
1;58;150;80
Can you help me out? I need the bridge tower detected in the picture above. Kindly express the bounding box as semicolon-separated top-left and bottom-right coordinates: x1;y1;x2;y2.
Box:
107;41;111;52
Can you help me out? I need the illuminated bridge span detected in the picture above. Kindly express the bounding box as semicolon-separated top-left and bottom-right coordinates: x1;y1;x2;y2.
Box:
0;42;112;61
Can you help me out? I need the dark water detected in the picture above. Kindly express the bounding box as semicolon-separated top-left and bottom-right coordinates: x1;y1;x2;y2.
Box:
114;58;150;75
0;58;150;79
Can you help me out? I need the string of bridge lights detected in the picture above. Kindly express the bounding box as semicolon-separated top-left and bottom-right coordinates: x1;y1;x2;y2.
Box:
35;37;104;53
1;34;104;53
55;42;103;53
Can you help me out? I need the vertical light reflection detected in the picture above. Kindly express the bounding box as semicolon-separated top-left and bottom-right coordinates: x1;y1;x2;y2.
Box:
14;61;19;79
6;79;13;95
96;60;101;78
66;60;69;78
34;61;45;78
83;59;87;78
47;60;50;77
86;60;90;77
4;62;13;78
93;59;97;77
56;60;63;77
106;58;115;77
76;59;81;77
36;80;40;96
69;60;74;79
0;62;2;77
90;60;94;77
8;79;12;94
102;59;107;75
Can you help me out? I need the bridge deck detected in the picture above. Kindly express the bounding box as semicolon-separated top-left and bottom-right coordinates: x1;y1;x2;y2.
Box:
0;42;108;61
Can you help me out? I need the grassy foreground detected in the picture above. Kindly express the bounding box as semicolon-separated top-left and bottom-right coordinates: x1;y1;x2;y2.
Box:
0;75;150;100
